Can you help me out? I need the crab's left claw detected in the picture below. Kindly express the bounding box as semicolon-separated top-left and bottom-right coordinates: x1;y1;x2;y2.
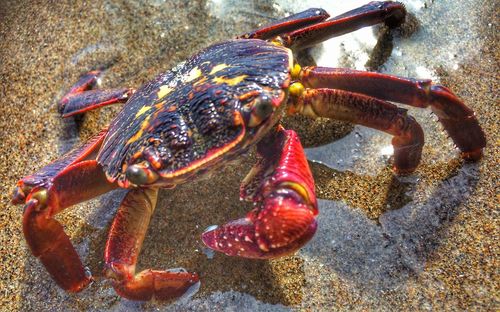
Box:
202;127;318;259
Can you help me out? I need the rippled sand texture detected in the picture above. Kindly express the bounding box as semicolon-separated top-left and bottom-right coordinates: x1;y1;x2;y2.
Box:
0;0;497;311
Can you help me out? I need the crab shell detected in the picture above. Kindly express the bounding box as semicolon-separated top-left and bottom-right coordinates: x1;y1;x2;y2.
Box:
98;39;293;188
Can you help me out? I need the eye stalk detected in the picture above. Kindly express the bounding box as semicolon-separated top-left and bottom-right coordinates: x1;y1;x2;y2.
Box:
248;95;275;127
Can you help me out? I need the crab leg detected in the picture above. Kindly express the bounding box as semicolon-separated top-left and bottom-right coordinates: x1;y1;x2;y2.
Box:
283;1;406;50
238;8;329;40
12;128;110;203
13;130;118;292
299;67;487;159
59;70;134;117
291;88;424;173
104;188;199;301
202;126;318;259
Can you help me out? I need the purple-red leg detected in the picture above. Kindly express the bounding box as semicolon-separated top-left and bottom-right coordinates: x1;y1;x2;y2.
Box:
238;8;329;40
59;70;134;117
283;1;406;50
290;88;424;173
12;128;110;204
202;126;318;259
299;67;486;159
104;188;199;301
12;130;118;292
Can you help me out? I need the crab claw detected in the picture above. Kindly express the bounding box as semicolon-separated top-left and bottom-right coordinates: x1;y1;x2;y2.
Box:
202;127;318;259
202;190;317;259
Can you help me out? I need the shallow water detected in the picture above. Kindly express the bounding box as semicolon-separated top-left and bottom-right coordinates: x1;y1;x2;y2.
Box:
0;0;497;311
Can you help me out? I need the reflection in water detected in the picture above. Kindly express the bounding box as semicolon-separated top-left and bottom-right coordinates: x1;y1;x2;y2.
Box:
306;126;391;176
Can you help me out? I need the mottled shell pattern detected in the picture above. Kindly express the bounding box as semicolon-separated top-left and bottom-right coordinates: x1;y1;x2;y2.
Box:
97;39;293;187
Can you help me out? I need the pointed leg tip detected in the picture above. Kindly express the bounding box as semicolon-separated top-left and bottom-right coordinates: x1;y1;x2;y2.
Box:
461;149;483;161
383;1;407;28
201;229;214;248
66;275;93;293
201;225;235;256
392;166;417;175
153;270;200;301
201;224;219;247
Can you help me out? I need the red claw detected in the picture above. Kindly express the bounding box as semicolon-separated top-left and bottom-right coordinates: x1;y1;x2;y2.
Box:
202;127;318;259
202;194;317;259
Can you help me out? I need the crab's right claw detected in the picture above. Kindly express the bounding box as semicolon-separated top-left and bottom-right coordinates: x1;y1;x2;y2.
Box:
202;127;318;259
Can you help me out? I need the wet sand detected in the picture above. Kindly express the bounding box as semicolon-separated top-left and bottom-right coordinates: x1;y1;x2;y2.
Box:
0;1;497;311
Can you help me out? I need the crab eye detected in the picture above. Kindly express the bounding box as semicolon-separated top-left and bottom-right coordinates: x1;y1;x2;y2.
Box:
126;164;159;185
248;96;274;127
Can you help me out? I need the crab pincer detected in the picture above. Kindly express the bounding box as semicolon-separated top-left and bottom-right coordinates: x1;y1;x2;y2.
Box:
202;127;318;259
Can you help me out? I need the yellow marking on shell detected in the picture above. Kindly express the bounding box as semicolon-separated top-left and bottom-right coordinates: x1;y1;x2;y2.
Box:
135;105;152;118
157;85;173;99
193;76;208;86
209;63;228;75
126;115;152;145
185;67;202;83
155;100;166;109
213;75;248;86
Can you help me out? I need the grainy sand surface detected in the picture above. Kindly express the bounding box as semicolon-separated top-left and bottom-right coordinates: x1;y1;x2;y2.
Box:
0;1;497;311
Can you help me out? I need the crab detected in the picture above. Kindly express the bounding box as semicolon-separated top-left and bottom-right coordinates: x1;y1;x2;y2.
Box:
11;1;486;301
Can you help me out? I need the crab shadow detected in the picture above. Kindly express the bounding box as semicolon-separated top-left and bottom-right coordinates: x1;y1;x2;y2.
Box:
302;160;481;292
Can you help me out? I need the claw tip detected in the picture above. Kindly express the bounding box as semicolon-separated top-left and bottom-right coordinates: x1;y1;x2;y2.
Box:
202;224;219;234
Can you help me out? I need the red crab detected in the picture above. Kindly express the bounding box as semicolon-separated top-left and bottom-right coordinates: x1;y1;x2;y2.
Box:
12;1;485;301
